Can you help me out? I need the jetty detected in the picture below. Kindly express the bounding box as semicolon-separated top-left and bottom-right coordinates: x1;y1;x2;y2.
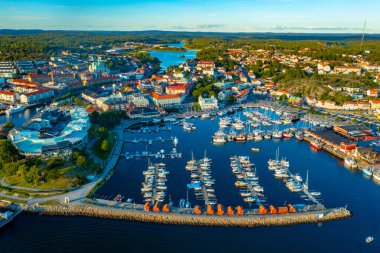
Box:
27;203;352;228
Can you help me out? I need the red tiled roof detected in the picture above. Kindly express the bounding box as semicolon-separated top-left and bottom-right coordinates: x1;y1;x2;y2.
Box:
0;90;15;96
152;92;181;100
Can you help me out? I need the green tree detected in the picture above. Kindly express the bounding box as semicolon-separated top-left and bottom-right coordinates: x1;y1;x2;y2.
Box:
101;140;111;152
76;155;87;168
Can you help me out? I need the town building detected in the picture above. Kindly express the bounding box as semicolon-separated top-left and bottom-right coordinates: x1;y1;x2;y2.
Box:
198;95;218;110
8;107;91;157
151;92;184;107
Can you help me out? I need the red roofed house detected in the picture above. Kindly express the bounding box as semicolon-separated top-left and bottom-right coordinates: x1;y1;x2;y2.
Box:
28;73;51;83
367;89;378;97
11;79;39;87
151;92;185;107
196;61;215;69
0;90;18;103
166;84;191;95
342;101;370;110
369;100;380;110
19;89;54;105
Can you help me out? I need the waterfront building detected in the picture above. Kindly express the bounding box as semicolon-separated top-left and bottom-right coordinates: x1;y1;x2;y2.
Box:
19;89;55;105
342;101;370;111
8;107;91;157
127;93;150;108
198;95;218;110
0;90;18;103
333;124;373;141
151;92;184;107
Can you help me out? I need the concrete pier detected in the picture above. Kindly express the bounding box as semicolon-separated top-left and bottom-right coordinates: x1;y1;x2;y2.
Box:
26;203;352;228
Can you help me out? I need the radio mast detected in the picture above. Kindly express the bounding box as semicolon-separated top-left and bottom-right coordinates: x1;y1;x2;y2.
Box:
360;19;367;52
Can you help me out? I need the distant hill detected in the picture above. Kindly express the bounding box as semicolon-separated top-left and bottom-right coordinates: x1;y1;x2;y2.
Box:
1;29;380;41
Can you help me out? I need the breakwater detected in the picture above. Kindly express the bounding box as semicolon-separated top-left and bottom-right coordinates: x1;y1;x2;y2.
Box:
25;203;352;227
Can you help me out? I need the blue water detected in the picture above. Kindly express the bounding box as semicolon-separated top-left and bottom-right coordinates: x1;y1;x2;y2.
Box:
150;41;197;71
1;109;380;253
0;108;37;127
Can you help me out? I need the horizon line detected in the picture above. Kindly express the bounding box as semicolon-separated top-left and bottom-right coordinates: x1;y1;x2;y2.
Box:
1;28;380;35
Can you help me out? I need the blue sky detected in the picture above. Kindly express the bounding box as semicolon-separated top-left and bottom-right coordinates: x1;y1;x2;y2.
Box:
0;0;379;33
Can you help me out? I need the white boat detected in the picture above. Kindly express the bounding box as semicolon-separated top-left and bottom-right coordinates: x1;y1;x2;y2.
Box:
201;113;210;118
173;136;179;146
362;167;372;177
272;131;282;139
232;122;245;130
366;236;374;243
6;105;26;115
310;191;321;197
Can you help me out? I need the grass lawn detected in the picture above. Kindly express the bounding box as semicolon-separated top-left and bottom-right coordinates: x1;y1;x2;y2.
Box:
4;165;87;191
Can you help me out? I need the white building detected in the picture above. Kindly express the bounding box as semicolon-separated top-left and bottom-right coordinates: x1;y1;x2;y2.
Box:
151;92;184;107
19;89;54;105
199;95;218;111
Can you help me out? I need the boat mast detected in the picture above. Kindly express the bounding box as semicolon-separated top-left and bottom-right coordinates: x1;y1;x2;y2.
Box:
304;170;309;190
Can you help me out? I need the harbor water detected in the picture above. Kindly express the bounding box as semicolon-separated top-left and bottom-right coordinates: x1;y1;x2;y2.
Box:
1;110;380;252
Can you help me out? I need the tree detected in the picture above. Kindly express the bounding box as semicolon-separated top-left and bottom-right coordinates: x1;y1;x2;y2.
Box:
101;140;111;152
76;155;87;168
72;174;88;187
27;166;41;186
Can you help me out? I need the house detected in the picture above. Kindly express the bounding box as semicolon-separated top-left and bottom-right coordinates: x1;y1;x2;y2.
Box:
28;73;51;83
315;100;339;110
369;100;380;110
317;62;331;74
342;101;370;111
305;96;317;106
196;61;215;69
19;89;55;105
202;68;215;76
0;90;18;103
166;84;191;95
367;89;378;97
198;95;218;110
151;92;184;107
334;66;361;75
274;90;290;98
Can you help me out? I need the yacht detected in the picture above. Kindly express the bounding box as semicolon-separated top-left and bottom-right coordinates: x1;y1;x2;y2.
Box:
183;122;196;131
232;122;245;130
373;169;380;181
310;139;323;150
362;167;373;177
213;130;227;143
6;105;26;115
272;131;282;139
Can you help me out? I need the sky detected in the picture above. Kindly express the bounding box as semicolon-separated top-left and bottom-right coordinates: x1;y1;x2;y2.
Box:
0;0;379;33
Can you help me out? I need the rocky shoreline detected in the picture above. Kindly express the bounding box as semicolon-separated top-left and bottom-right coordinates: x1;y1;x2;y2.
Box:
25;203;352;227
